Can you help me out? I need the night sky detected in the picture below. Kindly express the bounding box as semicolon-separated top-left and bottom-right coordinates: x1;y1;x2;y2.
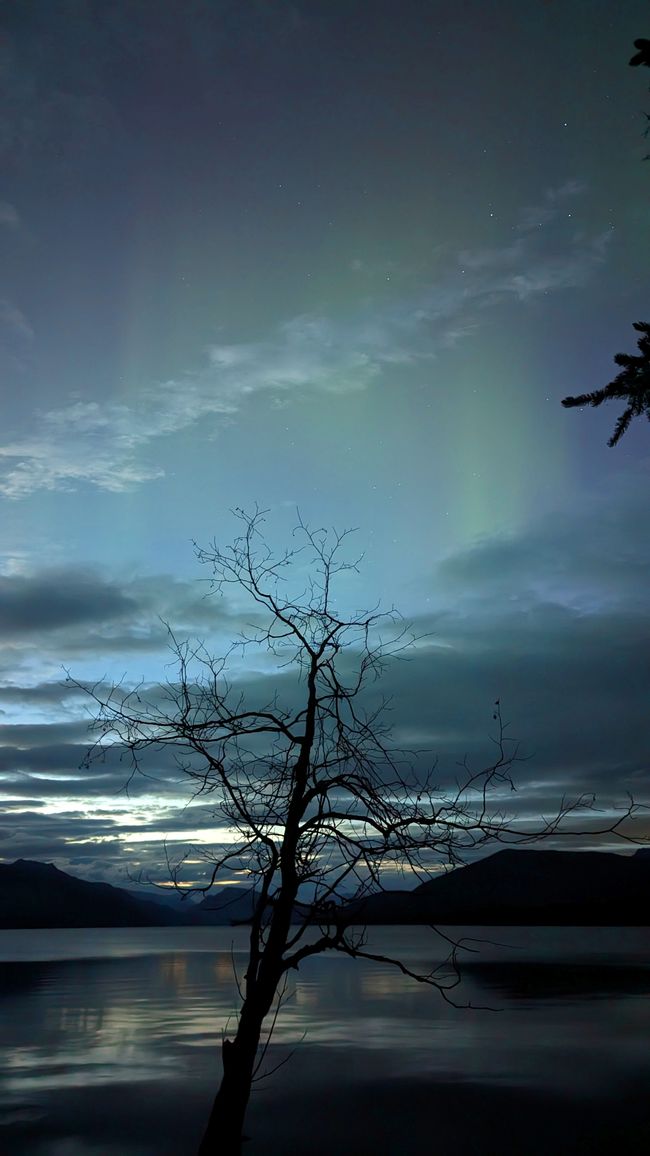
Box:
1;0;649;887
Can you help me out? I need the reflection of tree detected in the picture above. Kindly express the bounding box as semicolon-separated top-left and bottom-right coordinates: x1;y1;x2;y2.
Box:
77;509;636;1155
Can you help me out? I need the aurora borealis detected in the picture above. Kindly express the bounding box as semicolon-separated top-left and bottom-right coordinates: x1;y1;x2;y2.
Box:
1;0;649;884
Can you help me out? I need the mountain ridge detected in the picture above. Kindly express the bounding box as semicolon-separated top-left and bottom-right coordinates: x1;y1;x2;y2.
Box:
1;848;649;928
344;847;650;925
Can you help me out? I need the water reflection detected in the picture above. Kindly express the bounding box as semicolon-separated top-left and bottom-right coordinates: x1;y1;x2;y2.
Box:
0;927;649;1155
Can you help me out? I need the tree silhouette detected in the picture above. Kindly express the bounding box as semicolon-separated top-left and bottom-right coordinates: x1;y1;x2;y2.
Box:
75;509;637;1156
629;38;650;69
629;35;650;155
561;321;650;446
562;39;650;444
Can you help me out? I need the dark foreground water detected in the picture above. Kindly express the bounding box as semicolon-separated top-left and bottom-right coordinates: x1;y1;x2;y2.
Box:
0;926;649;1156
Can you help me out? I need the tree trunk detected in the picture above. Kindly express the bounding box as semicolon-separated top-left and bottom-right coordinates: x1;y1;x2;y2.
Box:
197;896;293;1153
197;1010;263;1156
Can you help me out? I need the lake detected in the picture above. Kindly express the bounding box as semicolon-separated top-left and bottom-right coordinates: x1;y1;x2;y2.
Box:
1;925;649;1155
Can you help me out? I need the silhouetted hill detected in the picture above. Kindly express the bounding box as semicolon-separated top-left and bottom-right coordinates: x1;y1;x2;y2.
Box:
0;860;194;929
196;886;259;924
126;885;199;911
345;848;650;925
3;849;649;928
0;860;271;929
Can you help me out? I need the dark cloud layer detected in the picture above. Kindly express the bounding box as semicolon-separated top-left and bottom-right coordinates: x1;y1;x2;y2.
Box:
0;569;138;636
2;480;649;881
437;481;650;610
0;567;243;685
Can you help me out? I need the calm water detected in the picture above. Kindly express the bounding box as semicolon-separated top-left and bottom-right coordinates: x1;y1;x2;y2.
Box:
1;926;649;1155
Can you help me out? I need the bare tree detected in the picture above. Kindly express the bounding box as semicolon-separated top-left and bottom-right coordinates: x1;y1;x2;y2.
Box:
76;509;637;1156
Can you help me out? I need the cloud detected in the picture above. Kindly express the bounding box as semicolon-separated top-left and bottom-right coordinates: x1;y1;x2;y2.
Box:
0;298;33;340
0;720;93;748
516;179;587;234
0;681;79;707
457;182;608;301
0;567;246;686
489;234;611;302
0;201;19;229
0;736;191;800
0;432;163;498
458;235;609;305
435;476;650;611
0;298;35;378
0;180;609;499
0;319;382;498
383;479;650;810
0;570;138;637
